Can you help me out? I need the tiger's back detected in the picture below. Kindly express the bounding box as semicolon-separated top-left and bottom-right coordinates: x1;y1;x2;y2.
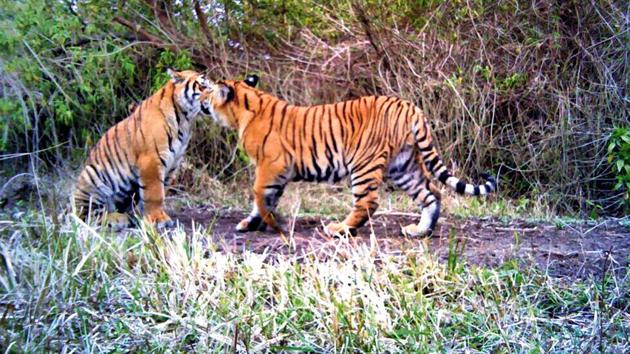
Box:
237;96;412;181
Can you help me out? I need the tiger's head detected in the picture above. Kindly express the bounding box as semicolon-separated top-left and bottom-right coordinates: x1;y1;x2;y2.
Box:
203;74;260;128
167;69;214;117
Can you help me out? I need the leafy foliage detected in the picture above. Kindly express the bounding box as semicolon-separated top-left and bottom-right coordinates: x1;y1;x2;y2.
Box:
0;0;145;156
608;127;630;205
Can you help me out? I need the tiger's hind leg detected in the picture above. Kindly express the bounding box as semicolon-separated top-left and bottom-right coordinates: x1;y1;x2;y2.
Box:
401;180;441;237
325;159;385;237
388;148;441;237
75;193;134;231
102;212;133;231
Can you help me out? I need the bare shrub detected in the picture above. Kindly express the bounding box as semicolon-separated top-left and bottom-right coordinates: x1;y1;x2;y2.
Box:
2;0;628;214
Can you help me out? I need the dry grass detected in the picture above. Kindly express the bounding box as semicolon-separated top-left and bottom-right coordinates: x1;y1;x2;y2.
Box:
174;174;554;224
1;1;629;351
1;187;628;352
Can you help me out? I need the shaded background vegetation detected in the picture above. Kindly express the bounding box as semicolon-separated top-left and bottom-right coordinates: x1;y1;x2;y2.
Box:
0;0;628;215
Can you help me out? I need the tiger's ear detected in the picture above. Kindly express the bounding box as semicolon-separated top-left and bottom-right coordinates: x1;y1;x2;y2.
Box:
244;74;259;88
218;84;234;104
167;68;185;84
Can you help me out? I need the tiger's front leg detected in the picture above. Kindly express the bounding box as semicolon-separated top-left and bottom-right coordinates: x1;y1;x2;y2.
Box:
236;166;286;233
138;155;174;229
236;187;285;232
325;164;383;237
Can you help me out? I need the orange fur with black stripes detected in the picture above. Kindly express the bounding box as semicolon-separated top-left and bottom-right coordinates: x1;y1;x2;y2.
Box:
73;69;212;228
206;75;496;237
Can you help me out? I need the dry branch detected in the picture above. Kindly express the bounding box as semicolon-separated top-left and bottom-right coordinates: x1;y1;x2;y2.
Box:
113;16;177;49
194;0;214;46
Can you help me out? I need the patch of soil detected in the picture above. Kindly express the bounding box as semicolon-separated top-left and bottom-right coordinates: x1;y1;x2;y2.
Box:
172;207;630;279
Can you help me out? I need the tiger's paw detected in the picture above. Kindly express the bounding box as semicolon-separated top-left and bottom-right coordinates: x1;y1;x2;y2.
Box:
324;222;357;238
146;211;175;230
103;212;132;231
235;216;267;232
156;218;175;230
401;224;432;238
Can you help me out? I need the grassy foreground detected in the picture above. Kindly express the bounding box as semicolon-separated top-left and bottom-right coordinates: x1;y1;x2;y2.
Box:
0;207;628;353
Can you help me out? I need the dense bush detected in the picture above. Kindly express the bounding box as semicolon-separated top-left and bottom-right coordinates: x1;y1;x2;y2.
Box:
1;0;628;214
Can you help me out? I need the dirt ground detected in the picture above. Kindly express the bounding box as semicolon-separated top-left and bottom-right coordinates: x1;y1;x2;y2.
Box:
172;207;630;280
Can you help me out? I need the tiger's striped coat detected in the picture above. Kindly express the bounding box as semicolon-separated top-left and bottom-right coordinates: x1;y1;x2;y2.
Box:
73;69;212;228
205;75;496;237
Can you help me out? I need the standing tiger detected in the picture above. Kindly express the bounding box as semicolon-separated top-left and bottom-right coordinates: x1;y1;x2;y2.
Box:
73;69;212;229
205;75;496;237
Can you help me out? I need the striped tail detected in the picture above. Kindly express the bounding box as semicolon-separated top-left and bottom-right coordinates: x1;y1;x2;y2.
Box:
418;141;497;196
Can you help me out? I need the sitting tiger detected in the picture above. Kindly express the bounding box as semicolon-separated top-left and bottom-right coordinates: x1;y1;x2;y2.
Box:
73;69;212;229
205;75;496;237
